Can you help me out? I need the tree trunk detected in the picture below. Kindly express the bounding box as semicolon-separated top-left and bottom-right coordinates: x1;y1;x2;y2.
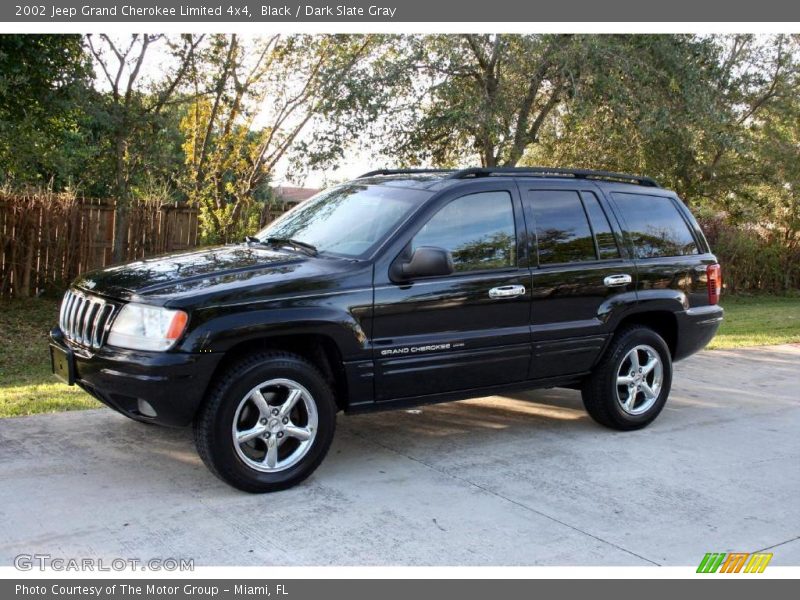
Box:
19;226;34;298
112;205;130;263
111;130;129;263
481;144;498;167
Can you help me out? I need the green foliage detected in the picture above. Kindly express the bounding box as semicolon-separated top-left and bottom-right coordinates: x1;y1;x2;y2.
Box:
0;35;93;189
526;35;723;188
1;34;799;291
180;34;377;243
699;214;800;293
364;35;588;167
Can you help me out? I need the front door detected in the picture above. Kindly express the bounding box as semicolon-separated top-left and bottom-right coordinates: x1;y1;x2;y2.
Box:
372;186;532;401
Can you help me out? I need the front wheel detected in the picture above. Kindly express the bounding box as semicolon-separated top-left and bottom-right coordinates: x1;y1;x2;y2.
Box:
194;352;337;493
582;326;672;431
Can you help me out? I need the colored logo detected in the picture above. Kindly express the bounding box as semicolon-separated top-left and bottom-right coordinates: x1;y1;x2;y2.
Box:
697;552;773;573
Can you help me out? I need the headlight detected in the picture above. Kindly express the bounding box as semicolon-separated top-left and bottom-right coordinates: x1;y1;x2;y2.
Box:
107;303;189;351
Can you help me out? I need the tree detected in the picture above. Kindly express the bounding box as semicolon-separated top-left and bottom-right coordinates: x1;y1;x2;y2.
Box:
527;35;800;211
522;34;800;291
86;33;203;261
370;34;587;167
180;34;375;242
0;35;92;188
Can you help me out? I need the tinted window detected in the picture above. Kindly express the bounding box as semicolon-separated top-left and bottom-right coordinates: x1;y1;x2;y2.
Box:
412;191;516;272
257;183;425;257
581;192;620;259
527;190;596;264
612;193;698;258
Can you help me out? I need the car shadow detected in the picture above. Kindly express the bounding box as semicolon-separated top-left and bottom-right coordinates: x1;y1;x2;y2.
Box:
113;387;598;494
337;388;596;444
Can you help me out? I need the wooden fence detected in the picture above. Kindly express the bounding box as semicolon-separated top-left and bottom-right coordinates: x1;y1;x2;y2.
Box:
0;192;199;298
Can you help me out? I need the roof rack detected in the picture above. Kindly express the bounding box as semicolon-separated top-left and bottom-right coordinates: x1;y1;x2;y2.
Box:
448;167;660;187
358;166;660;187
358;168;457;178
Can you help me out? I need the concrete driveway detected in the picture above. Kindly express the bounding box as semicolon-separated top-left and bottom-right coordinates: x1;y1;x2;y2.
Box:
1;345;798;566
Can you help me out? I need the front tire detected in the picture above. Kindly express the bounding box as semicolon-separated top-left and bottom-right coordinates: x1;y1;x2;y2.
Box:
194;352;337;493
582;326;672;431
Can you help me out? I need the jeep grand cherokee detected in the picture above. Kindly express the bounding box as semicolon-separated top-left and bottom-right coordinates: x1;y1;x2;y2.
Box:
50;167;723;492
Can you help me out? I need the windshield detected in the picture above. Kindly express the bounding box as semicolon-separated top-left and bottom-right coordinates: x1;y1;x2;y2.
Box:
256;183;428;257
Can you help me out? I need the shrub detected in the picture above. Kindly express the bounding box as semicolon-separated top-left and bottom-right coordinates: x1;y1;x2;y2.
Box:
699;215;800;293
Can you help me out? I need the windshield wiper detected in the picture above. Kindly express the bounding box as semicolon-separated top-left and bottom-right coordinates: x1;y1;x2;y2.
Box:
261;236;318;256
244;235;319;256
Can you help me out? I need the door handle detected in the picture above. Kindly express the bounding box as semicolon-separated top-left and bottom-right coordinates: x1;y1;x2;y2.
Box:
603;274;632;287
488;285;526;299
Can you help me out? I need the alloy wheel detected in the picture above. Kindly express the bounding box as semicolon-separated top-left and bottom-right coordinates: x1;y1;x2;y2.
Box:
615;344;663;416
231;378;319;473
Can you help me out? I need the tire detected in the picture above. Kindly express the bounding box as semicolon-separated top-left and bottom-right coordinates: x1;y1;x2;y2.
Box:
194;352;337;493
581;326;672;431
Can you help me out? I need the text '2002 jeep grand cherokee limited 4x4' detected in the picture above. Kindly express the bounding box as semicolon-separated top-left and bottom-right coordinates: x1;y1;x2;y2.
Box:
50;167;724;492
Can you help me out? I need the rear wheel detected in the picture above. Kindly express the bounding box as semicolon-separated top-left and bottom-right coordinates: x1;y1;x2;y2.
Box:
582;326;672;430
194;352;337;493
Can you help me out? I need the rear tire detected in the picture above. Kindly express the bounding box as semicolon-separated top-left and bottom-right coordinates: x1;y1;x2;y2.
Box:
194;352;337;493
582;326;672;431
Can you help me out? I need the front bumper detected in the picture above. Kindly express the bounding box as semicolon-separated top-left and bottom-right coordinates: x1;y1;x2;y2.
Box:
673;305;724;361
49;328;223;427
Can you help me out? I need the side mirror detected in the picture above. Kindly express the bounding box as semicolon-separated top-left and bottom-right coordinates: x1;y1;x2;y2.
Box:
392;246;454;281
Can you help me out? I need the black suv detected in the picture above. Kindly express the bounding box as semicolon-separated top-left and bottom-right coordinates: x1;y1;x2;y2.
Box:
50;167;723;492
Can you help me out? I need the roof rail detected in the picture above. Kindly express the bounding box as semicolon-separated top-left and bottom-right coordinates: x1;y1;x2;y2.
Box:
449;167;660;188
358;168;457;178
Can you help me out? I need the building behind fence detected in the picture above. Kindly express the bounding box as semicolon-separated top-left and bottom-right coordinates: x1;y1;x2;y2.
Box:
0;192;199;298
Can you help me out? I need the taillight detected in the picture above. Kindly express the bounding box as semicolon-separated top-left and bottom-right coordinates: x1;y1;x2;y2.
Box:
707;264;722;305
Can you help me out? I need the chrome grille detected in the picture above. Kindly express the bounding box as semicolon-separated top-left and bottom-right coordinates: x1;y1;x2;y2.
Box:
59;290;116;349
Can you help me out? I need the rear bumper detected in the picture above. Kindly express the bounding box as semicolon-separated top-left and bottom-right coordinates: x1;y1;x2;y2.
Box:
49;328;223;427
673;305;724;361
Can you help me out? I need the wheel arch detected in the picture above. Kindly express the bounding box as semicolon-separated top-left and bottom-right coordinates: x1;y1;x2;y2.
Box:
614;311;678;358
205;333;350;412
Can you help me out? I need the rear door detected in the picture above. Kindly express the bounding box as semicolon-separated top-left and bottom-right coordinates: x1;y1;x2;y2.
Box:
371;184;532;401
520;182;637;379
608;191;705;305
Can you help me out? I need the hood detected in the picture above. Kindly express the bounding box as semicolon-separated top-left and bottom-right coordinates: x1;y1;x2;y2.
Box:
73;244;358;306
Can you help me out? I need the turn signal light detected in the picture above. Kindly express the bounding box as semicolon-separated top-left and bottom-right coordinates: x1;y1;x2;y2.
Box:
166;311;189;340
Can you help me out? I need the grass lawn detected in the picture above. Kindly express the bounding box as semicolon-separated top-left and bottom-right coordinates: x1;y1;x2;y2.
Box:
1;294;798;418
708;295;800;350
0;298;100;418
708;294;800;349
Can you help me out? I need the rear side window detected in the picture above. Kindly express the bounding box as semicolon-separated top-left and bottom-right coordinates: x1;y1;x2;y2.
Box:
581;192;621;259
612;193;698;259
412;191;516;272
525;190;596;264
